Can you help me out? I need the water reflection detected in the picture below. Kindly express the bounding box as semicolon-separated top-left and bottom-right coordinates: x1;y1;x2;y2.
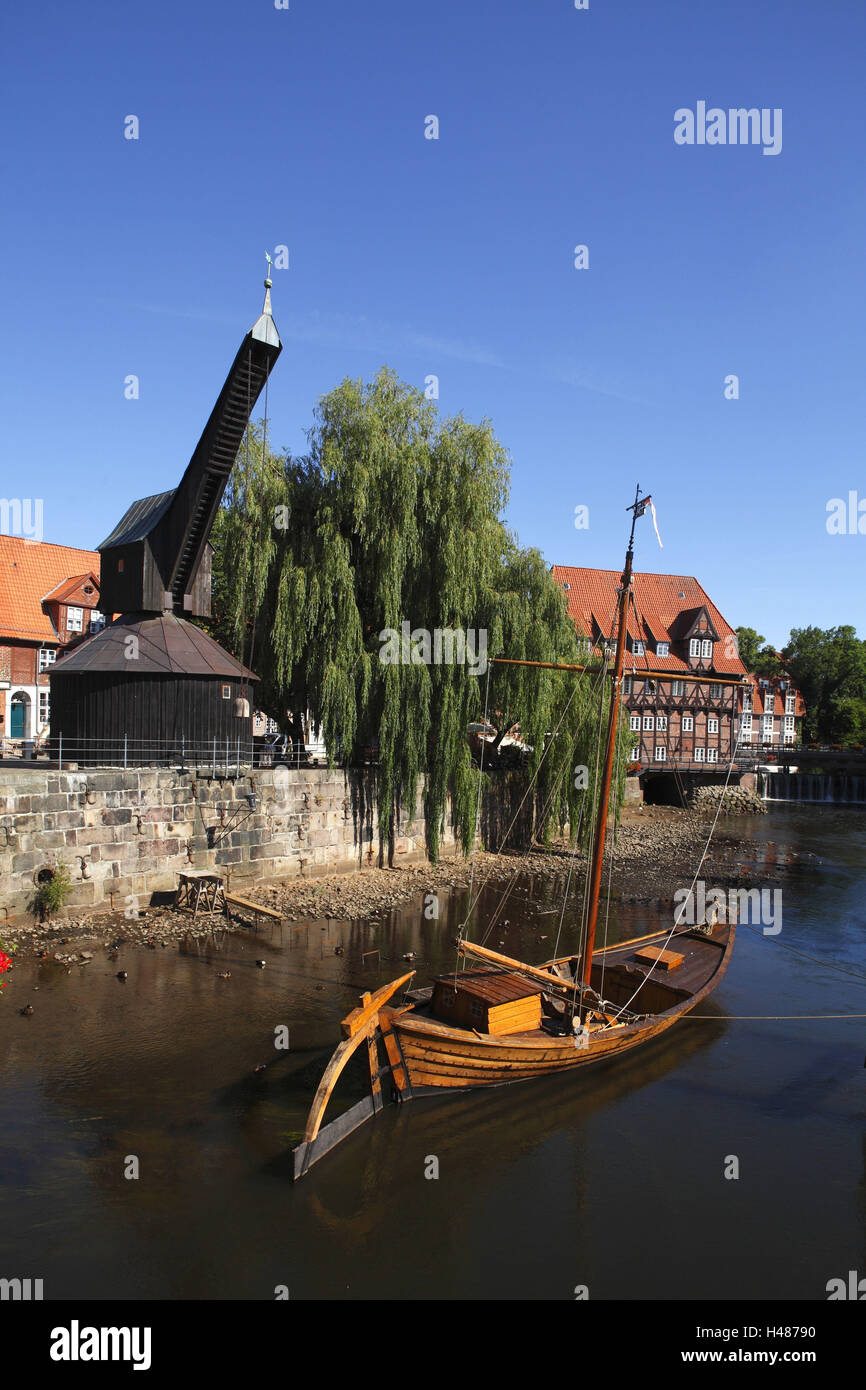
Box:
0;805;864;1299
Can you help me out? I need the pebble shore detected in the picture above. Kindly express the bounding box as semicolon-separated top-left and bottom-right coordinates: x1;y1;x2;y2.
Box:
1;804;802;962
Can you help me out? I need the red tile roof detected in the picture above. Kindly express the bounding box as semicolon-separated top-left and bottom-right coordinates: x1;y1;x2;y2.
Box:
747;674;806;717
551;566;749;678
0;537;101;644
42;573;99;605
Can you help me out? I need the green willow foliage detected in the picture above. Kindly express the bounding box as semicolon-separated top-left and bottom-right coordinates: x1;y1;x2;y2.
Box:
210;369;629;860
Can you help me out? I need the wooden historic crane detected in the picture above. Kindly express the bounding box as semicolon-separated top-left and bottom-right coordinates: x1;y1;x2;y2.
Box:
50;274;283;764
99;278;282;618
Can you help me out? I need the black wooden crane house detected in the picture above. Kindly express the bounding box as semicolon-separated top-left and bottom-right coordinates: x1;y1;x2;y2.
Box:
50;282;282;766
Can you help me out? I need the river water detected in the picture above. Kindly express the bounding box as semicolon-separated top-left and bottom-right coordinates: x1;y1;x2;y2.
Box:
1;806;864;1301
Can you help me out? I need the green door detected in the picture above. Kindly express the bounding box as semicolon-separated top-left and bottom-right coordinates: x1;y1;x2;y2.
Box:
10;699;25;738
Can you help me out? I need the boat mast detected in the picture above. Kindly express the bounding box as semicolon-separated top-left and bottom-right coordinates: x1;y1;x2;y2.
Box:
581;484;645;987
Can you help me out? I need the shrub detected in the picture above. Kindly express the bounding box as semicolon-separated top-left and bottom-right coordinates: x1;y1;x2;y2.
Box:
35;861;73;919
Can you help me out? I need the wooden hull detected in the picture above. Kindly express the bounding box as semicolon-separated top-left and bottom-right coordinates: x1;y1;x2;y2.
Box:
382;924;735;1093
292;923;735;1176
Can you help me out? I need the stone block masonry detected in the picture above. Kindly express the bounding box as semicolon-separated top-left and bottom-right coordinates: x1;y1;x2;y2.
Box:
0;765;482;923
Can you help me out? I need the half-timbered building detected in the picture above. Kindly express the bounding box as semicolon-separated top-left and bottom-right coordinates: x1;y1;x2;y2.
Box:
738;672;805;750
551;566;750;778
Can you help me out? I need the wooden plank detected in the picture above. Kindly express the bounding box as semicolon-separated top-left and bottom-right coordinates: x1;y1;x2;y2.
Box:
458;941;579;993
292;1094;378;1180
379;1012;410;1093
225;893;282;921
633;946;684;972
341;972;414;1039
365;1013;382;1106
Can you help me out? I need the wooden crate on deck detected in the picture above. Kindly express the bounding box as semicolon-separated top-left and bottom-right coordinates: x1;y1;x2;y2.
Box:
431;970;543;1035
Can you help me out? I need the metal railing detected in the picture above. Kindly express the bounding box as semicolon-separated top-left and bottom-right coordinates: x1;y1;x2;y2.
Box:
1;735;331;774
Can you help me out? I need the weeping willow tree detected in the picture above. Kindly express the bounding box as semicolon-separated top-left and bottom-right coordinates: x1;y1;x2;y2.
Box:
210;368;630;860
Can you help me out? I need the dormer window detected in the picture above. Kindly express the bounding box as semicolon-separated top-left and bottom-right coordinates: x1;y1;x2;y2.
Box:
631;639;645;656
701;639;712;658
656;642;669;657
689;638;701;657
66;606;83;633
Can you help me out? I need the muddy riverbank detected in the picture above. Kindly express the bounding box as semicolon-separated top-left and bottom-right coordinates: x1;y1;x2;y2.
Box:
1;805;812;959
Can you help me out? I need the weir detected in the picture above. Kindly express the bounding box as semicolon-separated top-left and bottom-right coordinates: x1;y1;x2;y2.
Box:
758;769;866;806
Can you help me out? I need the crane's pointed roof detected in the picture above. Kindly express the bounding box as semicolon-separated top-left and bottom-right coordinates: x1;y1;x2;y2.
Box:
98;490;176;551
251;278;280;349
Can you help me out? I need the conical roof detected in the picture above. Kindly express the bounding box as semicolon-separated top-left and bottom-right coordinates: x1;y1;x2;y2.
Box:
51;614;257;679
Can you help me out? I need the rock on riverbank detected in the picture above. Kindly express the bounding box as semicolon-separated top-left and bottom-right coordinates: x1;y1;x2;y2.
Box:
688;785;767;816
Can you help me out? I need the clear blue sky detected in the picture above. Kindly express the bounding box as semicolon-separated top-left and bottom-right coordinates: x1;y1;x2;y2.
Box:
2;0;864;649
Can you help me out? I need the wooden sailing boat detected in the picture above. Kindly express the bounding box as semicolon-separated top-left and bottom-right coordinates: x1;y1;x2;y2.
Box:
292;489;736;1179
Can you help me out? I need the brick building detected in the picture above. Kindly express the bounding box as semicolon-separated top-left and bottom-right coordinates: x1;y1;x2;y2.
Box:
551;566;751;774
0;537;102;748
739;672;805;750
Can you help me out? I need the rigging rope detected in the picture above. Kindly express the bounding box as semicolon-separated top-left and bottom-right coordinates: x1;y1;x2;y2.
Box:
474;663;607;948
460;660;592;935
607;697;745;1022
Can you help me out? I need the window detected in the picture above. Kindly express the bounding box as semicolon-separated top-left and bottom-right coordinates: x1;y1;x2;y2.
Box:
762;715;774;731
672;679;685;696
741;713;752;730
38;648;56;672
630;746;640;761
39;691;50;726
439;992;453;1009
784;715;795;734
654;745;667;761
709;683;722;699
701;639;713;658
785;695;796;714
707;748;718;763
694;747;705;762
630;714;641;732
89;611;105;633
622;676;633;695
682;715;694;732
741;730;752;743
689;638;701;657
643;715;654;731
221;684;231;699
66;606;83;633
117;558;124;573
708;717;719;734
631;639;645;656
656;642;669;657
470;1000;484;1021
656;714;668;731
742;692;752;711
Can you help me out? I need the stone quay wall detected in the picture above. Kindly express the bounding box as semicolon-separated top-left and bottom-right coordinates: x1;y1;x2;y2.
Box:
0;765;536;924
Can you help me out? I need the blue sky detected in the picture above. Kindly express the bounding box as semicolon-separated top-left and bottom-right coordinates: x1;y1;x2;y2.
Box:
2;0;864;649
